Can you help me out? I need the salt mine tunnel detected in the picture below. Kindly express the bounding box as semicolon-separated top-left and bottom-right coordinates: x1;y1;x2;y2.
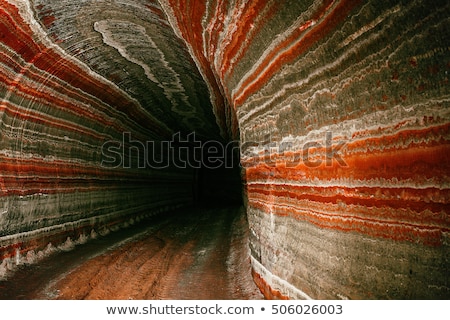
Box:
0;0;449;300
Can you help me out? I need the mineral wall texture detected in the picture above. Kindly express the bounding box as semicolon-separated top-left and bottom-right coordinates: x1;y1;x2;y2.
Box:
1;0;449;299
0;0;226;273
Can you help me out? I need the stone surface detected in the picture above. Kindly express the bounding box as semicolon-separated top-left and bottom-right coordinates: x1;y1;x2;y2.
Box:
159;0;450;299
0;0;219;276
0;0;449;299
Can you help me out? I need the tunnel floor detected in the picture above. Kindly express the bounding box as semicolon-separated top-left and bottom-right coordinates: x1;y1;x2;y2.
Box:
0;205;263;300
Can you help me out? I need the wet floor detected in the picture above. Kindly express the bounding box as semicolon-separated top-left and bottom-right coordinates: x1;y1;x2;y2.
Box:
0;205;263;300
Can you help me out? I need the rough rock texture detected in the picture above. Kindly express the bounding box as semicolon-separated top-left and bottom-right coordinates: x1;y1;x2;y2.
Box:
0;0;229;274
1;0;449;299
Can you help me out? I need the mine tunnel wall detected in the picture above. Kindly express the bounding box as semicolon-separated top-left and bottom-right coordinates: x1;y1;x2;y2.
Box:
1;0;449;298
163;0;449;299
0;0;206;274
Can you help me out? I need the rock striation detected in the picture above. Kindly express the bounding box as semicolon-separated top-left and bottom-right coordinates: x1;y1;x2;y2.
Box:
1;0;449;299
0;0;223;275
162;0;449;299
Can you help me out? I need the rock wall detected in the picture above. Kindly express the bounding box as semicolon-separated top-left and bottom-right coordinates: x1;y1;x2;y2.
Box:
163;0;449;299
0;0;228;274
1;0;449;299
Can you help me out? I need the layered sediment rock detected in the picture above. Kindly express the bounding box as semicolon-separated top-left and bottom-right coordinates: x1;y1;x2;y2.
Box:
0;0;222;273
1;0;449;299
163;0;449;299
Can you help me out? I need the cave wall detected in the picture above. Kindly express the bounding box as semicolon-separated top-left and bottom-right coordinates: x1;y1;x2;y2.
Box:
162;0;449;299
1;0;449;299
0;0;227;273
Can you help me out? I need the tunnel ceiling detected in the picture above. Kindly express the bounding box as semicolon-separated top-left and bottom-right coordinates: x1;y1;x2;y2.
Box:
29;0;226;141
9;0;449;145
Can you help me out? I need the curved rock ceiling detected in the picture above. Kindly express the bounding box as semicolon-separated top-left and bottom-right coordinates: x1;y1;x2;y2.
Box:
32;0;226;139
1;0;449;299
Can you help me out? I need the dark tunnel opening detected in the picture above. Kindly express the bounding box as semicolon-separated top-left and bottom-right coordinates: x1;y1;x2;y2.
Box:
100;130;245;206
193;142;243;206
